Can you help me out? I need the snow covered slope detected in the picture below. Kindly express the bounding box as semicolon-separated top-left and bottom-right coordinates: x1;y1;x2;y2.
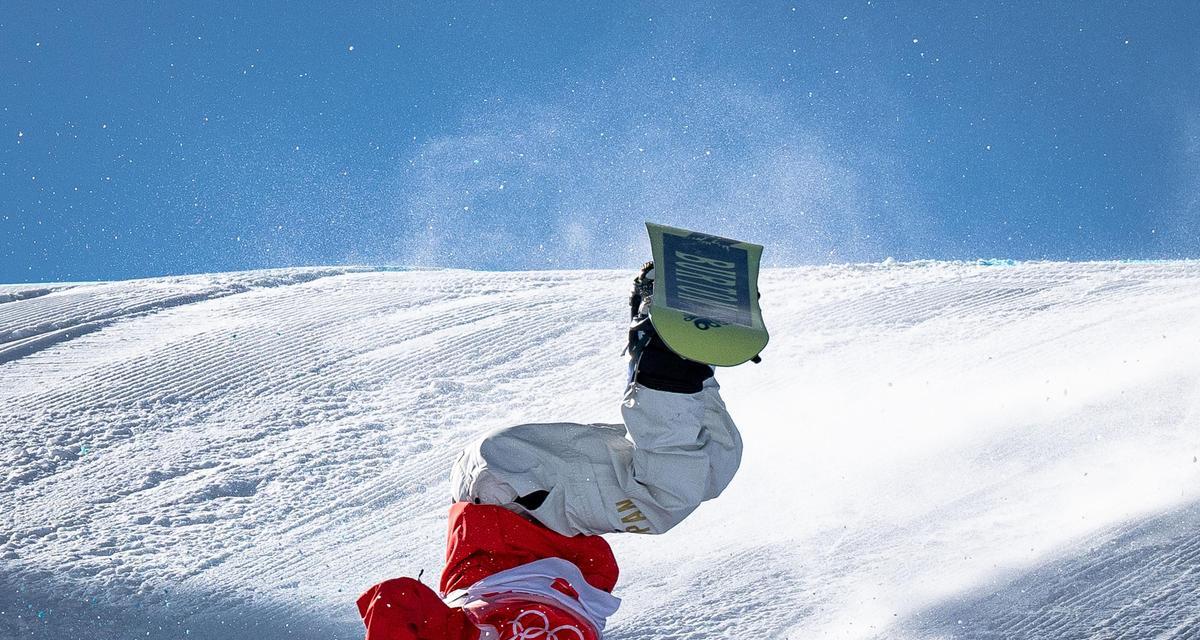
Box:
2;262;1199;640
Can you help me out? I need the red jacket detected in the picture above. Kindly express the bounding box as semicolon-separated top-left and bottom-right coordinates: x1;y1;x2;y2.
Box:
358;502;619;640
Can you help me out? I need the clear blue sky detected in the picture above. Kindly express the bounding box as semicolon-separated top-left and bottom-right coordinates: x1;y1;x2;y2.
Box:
3;2;1198;282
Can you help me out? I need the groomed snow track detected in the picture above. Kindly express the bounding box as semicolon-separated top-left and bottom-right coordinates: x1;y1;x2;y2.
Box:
2;262;1199;639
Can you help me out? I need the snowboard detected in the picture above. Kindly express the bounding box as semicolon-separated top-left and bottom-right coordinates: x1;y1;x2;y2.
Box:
645;222;769;366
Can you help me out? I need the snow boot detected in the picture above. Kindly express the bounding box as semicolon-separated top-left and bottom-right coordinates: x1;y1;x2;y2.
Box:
626;261;714;394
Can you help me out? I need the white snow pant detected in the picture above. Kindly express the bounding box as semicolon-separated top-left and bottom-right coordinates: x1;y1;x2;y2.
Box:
449;377;742;536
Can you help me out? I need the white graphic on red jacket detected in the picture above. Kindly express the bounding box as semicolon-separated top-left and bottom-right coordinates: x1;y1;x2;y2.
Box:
445;557;619;633
506;608;586;640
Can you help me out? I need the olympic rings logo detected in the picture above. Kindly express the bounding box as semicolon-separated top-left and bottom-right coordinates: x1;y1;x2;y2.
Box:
504;609;587;640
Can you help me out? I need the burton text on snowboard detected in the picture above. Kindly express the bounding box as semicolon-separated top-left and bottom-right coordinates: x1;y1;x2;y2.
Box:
645;222;768;366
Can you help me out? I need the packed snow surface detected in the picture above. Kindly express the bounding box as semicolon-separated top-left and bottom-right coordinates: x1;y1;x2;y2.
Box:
3;261;1200;639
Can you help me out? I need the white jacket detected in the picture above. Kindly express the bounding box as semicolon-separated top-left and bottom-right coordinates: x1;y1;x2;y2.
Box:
445;557;621;634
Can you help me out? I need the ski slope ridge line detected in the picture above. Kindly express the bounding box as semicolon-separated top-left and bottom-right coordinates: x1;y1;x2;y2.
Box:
2;261;1199;640
0;267;375;365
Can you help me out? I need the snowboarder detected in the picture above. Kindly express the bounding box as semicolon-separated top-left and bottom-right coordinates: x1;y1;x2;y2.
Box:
357;262;744;640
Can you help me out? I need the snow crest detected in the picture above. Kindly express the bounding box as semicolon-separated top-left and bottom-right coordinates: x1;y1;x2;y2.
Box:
2;262;1199;639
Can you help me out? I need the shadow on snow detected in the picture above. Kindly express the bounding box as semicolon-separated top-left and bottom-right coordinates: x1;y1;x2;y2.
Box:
890;498;1200;640
0;568;364;640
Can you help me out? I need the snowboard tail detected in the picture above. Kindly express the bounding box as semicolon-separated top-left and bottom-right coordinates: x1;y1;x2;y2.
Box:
646;222;768;366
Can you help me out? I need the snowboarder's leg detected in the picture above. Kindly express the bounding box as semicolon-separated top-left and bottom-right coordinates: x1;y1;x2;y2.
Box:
448;376;741;536
450;263;741;536
618;375;742;529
